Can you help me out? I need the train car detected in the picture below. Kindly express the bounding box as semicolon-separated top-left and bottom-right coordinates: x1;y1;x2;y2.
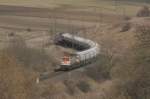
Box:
54;33;100;72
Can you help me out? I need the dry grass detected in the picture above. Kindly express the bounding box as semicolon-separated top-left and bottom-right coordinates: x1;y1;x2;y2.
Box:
0;51;38;99
0;1;149;99
0;0;146;16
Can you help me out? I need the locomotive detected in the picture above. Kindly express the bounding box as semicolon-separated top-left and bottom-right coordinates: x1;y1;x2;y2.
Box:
54;33;100;71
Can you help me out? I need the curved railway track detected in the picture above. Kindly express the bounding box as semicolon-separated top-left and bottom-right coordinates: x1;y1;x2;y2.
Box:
39;56;100;82
38;33;100;82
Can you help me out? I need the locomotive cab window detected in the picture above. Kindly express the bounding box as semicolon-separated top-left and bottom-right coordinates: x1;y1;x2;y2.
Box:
62;57;70;62
61;55;71;65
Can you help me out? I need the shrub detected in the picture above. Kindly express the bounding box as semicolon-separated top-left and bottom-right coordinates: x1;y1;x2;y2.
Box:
76;81;91;93
6;36;54;72
136;6;150;17
0;52;38;99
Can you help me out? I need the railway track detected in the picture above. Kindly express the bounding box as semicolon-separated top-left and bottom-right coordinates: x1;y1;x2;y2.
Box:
36;32;100;82
38;54;100;82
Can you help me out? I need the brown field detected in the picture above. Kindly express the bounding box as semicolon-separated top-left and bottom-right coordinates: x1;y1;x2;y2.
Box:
0;1;149;99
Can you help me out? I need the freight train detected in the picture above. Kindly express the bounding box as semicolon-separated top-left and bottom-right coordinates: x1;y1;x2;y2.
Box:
54;33;100;71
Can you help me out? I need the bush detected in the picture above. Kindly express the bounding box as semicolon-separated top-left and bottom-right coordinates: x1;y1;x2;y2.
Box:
6;36;54;72
85;54;113;81
136;6;150;17
76;81;91;93
0;52;38;99
120;22;131;32
63;80;76;95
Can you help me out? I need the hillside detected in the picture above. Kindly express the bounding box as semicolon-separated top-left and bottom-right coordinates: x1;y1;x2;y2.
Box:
0;0;149;99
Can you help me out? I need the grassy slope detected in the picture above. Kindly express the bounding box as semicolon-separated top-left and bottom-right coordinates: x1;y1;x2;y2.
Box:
0;0;149;99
